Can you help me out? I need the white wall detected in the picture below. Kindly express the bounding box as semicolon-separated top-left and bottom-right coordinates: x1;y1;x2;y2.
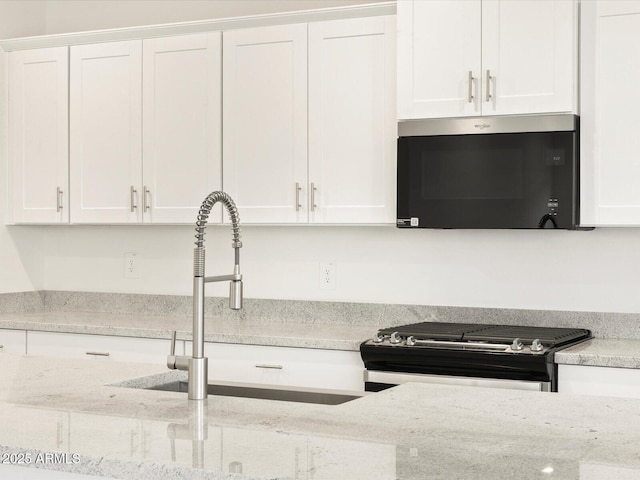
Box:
39;224;640;314
5;0;640;314
0;1;47;293
42;0;384;34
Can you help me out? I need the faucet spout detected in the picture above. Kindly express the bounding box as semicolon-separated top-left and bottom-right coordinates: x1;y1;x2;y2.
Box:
168;191;243;401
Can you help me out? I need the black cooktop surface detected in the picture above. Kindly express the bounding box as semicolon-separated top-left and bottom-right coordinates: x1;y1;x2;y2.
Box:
377;322;591;347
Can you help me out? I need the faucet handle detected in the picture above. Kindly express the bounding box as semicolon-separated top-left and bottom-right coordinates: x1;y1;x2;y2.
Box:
167;331;189;371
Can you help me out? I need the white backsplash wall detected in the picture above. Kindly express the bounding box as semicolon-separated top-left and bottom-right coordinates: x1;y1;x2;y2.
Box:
4;0;640;314
38;225;640;314
42;0;385;34
0;1;47;294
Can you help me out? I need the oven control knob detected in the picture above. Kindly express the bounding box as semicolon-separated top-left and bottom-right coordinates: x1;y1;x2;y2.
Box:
389;332;403;344
372;332;385;343
511;338;524;351
530;339;544;352
406;336;417;346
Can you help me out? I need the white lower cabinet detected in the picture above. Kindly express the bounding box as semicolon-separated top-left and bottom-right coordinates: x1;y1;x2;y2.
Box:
27;331;182;365
0;329;27;355
558;364;640;399
186;342;364;391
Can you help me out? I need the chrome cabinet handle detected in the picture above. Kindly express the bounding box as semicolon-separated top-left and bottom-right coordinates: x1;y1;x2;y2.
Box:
143;186;150;212
295;183;302;211
467;71;474;103
85;351;110;357
485;69;492;102
130;186;137;212
255;364;283;370
56;187;63;212
310;182;317;211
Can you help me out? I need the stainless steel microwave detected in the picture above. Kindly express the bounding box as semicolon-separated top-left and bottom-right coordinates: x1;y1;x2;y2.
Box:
397;114;583;229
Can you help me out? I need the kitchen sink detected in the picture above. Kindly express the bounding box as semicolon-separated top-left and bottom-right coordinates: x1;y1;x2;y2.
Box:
148;381;363;405
112;372;366;405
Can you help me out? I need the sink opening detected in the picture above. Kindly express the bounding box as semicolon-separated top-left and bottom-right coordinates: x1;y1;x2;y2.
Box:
111;372;366;406
148;381;362;405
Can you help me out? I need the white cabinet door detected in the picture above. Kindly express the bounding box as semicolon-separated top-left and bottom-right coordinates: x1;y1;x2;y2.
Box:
397;0;576;119
580;1;640;226
223;24;308;224
308;16;396;224
397;0;481;119
9;47;69;224
0;329;27;355
142;33;222;224
70;40;142;223
27;331;180;364
186;342;364;391
481;0;576;116
558;364;640;399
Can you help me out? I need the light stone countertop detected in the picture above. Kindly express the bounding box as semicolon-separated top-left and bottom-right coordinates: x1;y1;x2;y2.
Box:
3;310;640;368
555;339;640;369
0;311;375;351
1;353;640;480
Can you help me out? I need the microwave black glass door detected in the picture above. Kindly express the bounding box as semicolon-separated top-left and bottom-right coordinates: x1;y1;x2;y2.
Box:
397;131;577;229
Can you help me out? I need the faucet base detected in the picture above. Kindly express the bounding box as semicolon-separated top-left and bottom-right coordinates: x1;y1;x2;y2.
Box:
188;357;208;400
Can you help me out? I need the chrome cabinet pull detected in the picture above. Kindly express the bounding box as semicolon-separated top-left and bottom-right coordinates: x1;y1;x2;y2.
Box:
295;183;302;211
310;182;317;211
255;364;283;370
85;351;110;357
467;71;474;103
130;186;137;212
485;69;492;102
143;186;150;212
56;187;63;212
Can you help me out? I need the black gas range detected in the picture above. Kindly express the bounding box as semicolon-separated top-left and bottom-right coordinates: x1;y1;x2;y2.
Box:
360;322;592;392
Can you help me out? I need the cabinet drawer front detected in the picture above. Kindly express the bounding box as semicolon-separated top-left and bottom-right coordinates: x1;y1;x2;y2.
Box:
0;329;27;355
558;364;640;399
186;342;364;391
27;331;178;364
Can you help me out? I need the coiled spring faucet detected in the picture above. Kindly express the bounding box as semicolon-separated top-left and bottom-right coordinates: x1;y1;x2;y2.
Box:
167;191;243;400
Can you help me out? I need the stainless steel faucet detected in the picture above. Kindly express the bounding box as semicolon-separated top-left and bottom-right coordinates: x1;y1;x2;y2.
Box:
167;191;243;400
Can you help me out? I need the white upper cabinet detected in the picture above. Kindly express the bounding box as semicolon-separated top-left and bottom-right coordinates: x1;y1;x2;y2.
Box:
70;40;143;223
69;35;221;224
142;33;222;224
397;0;481;119
397;0;577;119
9;47;69;224
223;24;309;224
224;17;396;225
308;16;396;224
580;1;640;226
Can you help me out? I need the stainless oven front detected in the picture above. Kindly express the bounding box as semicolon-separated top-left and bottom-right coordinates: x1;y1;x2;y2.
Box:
365;370;551;393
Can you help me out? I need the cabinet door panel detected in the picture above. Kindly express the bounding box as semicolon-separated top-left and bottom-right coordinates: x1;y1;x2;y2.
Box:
0;329;27;355
223;24;308;223
481;0;575;115
142;33;222;224
580;2;640;225
309;16;396;224
9;47;69;224
187;342;364;391
27;331;179;364
70;40;142;223
558;364;640;399
397;0;481;119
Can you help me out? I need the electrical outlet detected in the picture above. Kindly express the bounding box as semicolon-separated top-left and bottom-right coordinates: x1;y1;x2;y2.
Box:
124;253;139;279
319;262;336;290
